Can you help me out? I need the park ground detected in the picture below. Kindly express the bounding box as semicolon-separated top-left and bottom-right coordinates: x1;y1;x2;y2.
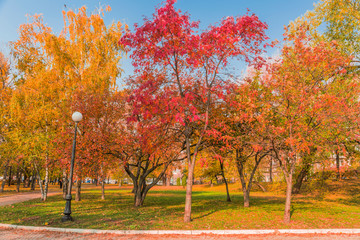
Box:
0;179;360;231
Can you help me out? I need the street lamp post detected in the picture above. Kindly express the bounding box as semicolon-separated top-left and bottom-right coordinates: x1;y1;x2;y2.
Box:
62;111;83;222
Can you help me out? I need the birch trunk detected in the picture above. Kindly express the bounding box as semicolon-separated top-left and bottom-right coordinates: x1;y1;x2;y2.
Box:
38;175;45;201
0;161;9;192
43;166;49;201
62;169;68;199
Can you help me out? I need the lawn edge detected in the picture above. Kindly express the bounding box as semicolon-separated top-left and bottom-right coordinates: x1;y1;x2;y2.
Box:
1;224;360;235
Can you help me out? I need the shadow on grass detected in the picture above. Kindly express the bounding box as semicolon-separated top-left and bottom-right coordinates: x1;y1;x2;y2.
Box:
192;210;217;220
3;185;349;230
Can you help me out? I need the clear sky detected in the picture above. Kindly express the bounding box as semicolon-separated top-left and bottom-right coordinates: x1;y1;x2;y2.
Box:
0;0;318;80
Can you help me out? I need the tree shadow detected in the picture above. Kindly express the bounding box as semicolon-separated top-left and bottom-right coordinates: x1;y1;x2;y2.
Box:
192;210;217;220
290;207;295;218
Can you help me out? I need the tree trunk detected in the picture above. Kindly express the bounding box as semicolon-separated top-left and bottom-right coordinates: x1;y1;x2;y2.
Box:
166;175;171;186
134;190;144;206
0;162;9;193
43;166;49;201
38;177;44;200
236;150;265;208
134;180;145;207
284;173;293;224
184;159;195;222
269;159;273;182
23;171;26;188
162;175;166;186
118;178;122;188
16;169;21;192
183;126;200;223
36;166;46;201
101;177;106;200
219;159;231;202
132;177;149;207
36;165;49;201
100;164;105;200
62;169;68;199
8;165;12;186
236;150;251;208
30;170;36;190
124;156;171;208
24;173;29;188
336;150;340;180
224;176;231;202
292;162;311;194
75;177;82;201
243;190;250;207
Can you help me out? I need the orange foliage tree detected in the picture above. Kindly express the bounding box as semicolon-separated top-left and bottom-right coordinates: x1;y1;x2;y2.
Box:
0;51;12;193
10;6;125;201
263;27;359;223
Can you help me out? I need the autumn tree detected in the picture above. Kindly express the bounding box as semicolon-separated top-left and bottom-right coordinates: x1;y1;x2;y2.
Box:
10;6;124;200
197;150;234;201
286;0;360;186
291;146;317;194
118;128;183;207
62;90;125;201
108;72;186;207
289;0;360;69
120;0;268;222
207;75;273;207
0;51;12;193
264;27;357;223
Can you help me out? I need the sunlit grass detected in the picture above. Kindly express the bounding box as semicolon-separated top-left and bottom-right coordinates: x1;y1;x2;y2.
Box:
0;180;359;230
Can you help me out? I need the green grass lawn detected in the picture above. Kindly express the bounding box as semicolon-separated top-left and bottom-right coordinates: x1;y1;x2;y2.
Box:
0;180;360;230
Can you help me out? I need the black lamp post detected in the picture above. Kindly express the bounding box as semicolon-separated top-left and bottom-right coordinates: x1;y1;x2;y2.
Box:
62;111;83;222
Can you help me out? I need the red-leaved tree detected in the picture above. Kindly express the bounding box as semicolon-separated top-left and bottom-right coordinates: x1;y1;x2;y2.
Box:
120;0;269;222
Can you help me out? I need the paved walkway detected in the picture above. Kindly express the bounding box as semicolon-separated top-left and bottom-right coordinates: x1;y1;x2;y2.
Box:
1;227;360;240
0;191;61;206
0;184;99;206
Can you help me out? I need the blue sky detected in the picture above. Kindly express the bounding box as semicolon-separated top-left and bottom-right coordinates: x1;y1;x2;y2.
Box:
0;0;318;81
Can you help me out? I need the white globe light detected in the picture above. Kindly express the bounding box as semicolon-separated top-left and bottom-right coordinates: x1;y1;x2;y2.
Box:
72;111;83;122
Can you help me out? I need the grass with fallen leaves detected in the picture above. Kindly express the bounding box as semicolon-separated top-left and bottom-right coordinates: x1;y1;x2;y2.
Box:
0;180;360;230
